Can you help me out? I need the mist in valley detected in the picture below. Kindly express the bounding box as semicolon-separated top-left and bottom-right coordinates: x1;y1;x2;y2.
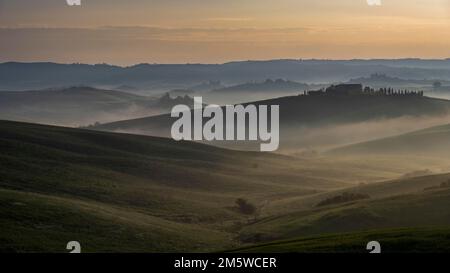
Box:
0;87;194;127
280;113;450;153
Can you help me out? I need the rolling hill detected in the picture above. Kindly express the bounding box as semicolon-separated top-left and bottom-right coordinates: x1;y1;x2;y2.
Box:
2;120;450;252
329;123;450;157
238;173;450;245
0;120;359;252
230;227;450;253
93;92;450;150
0;87;192;126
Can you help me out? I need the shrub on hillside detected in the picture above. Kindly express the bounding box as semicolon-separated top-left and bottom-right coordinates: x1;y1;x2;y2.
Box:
316;192;370;207
235;198;256;215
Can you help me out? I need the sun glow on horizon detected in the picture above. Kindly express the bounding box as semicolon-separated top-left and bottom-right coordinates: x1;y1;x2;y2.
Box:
1;0;449;64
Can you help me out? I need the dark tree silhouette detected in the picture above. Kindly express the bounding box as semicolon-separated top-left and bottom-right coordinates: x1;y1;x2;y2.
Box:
235;198;256;215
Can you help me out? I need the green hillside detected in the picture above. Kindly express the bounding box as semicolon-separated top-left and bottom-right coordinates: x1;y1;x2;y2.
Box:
2;120;450;252
0;120;352;252
264;170;450;214
0;188;230;253
238;182;450;245
230;228;450;253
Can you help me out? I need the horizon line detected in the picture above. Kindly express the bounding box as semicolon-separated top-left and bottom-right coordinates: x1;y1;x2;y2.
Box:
2;58;450;68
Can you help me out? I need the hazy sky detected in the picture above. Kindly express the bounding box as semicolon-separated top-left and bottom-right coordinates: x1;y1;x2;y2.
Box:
1;0;450;64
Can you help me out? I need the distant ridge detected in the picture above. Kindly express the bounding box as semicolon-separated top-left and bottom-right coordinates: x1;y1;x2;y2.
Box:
211;79;308;94
3;59;450;90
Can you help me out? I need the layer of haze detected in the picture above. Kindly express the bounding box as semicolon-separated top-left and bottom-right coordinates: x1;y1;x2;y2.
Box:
1;0;450;64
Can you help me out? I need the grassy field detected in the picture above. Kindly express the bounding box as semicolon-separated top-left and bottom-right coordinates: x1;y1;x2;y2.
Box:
1;120;450;252
230;228;450;253
0;188;232;253
238;181;450;244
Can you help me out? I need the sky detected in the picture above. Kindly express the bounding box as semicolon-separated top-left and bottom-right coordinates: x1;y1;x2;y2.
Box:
1;0;450;65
